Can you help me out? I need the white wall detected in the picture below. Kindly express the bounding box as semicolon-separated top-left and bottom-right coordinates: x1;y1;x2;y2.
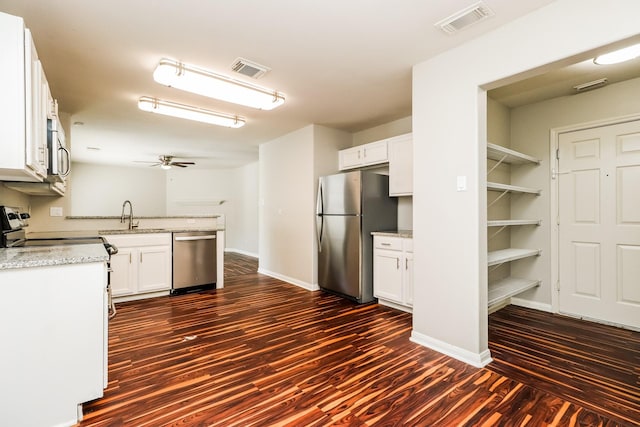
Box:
258;124;350;289
71;162;166;216
411;0;640;367
166;163;259;256
24;160;259;255
232;162;259;256
353;116;412;146
259;125;315;286
509;75;640;307
0;184;30;211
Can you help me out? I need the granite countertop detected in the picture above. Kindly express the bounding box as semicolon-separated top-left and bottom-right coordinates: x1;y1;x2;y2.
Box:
66;215;221;220
371;230;413;238
0;244;109;271
99;227;221;235
27;228;222;238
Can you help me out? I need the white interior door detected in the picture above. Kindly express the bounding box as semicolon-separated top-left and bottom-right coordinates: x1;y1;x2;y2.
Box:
558;120;640;329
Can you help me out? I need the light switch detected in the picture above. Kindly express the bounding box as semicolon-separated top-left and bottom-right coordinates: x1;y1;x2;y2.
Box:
456;176;467;192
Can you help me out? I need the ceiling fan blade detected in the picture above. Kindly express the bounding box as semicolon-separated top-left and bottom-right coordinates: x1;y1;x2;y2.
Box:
173;163;188;168
172;162;195;166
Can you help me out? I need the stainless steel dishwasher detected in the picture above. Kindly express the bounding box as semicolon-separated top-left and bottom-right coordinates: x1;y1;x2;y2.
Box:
172;231;217;294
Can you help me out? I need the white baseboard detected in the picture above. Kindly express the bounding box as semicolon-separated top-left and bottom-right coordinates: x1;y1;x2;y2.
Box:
257;268;319;292
410;330;493;368
225;248;259;258
510;297;553;313
378;298;412;314
113;290;170;303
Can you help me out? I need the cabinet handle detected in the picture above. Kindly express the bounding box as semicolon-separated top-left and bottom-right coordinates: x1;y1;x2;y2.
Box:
364;148;367;158
396;258;400;269
358;150;361;159
405;259;408;270
140;253;143;263
381;242;391;246
129;253;132;264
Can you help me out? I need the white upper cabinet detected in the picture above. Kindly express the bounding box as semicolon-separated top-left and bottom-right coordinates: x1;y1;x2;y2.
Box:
0;13;49;182
388;133;413;196
339;140;388;170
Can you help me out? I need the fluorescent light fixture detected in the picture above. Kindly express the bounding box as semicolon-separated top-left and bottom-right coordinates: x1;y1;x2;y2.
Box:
138;97;245;128
153;58;285;110
594;43;640;65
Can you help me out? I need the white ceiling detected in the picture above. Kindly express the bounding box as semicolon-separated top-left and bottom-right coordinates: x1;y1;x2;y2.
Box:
5;0;618;170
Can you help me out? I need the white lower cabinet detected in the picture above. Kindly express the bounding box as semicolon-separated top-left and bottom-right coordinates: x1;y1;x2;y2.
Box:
0;261;107;427
373;234;413;312
102;233;172;299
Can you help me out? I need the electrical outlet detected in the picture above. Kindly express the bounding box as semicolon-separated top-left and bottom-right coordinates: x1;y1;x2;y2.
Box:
50;206;63;217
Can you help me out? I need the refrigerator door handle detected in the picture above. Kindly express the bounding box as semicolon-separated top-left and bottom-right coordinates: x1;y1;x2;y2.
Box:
316;179;324;252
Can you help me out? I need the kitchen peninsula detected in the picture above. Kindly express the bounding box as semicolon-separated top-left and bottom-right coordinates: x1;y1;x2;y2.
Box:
0;242;109;427
55;214;226;298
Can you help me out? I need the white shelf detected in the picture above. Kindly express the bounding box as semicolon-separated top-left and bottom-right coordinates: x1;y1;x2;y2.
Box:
487;143;540;165
487;182;541;195
488;277;540;307
488;248;541;266
487;219;541;227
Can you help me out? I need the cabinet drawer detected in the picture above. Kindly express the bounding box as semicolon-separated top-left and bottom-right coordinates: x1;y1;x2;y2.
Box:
374;236;402;250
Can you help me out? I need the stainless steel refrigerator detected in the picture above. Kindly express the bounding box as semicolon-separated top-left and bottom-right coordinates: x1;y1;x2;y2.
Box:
316;171;397;303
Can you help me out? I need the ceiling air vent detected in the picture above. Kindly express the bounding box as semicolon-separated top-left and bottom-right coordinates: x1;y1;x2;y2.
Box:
230;57;270;79
435;1;495;34
573;78;608;93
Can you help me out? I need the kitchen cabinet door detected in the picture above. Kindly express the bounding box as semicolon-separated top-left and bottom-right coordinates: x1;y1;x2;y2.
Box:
137;245;172;293
373;235;413;311
102;233;172;300
110;247;136;296
404;251;414;306
374;248;403;303
0;16;49;182
338;140;389;170
389;134;413;196
361;140;388;165
339;146;363;170
25;33;48;180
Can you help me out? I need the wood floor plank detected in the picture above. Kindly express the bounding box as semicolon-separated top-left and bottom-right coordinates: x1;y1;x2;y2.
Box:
78;253;639;426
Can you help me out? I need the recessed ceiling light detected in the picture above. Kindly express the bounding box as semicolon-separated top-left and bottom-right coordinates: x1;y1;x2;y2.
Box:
73;121;85;126
594;43;640;65
86;146;101;151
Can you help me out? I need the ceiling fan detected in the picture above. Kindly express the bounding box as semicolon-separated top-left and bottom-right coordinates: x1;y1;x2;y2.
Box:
136;155;195;170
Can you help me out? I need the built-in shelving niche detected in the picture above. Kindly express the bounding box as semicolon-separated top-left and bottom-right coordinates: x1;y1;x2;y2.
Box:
487;142;541;310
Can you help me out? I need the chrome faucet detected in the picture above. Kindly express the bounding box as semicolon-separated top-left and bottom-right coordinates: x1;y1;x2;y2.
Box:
120;200;138;230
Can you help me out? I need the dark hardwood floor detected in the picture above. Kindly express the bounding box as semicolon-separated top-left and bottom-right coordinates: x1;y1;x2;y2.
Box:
224;251;258;278
78;254;639;426
488;305;640;426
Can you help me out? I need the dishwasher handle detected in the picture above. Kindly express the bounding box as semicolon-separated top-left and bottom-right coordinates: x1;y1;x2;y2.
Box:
174;235;217;242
